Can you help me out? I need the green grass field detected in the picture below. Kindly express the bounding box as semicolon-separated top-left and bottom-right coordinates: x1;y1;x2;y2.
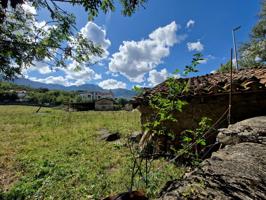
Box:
0;106;183;199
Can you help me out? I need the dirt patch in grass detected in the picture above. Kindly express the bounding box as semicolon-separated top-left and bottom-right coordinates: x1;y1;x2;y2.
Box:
0;167;17;192
0;150;18;191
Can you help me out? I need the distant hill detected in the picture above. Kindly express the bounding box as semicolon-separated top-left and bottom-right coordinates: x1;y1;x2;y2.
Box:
111;88;137;99
13;78;103;91
9;78;137;99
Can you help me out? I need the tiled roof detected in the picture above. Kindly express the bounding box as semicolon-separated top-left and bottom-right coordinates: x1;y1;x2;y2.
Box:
132;67;266;106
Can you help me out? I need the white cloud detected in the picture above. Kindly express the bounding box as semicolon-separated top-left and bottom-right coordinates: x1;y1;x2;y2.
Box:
106;71;119;77
26;61;53;74
232;58;237;67
147;68;169;86
29;76;70;86
109;21;186;83
198;54;215;65
80;22;111;61
62;60;102;85
132;83;149;89
255;56;262;62
26;59;102;86
149;22;181;46
186;20;195;29
207;54;216;60
28;63;102;86
34;66;52;74
173;73;181;79
98;79;127;89
187;41;204;52
21;2;37;15
198;59;207;64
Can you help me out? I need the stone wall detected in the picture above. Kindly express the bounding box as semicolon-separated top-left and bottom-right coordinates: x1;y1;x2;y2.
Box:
139;91;266;134
95;99;114;111
158;116;266;200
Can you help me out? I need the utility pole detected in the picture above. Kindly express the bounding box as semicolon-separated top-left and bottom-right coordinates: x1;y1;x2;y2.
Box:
232;26;241;70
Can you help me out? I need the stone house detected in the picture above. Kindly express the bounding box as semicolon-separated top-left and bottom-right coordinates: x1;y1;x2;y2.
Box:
95;98;116;111
132;68;266;149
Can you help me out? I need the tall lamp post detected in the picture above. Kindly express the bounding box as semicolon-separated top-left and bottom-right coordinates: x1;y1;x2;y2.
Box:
232;26;241;70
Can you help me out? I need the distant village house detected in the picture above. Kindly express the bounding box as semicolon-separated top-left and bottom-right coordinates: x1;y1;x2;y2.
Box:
16;90;28;102
68;90;116;111
79;91;114;102
95;98;116;111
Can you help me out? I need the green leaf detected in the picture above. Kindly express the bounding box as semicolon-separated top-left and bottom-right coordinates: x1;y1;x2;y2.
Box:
182;136;192;143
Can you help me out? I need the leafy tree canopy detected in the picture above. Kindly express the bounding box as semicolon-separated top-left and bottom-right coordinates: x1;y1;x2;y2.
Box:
0;0;147;79
240;0;266;68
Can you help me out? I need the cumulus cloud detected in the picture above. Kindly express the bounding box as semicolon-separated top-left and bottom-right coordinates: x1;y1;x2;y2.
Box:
80;22;111;61
21;2;37;15
29;76;70;86
147;68;169;86
186;20;195;29
62;60;102;84
26;60;102;86
26;61;53;74
149;22;181;46
106;71;119;77
27;66;101;86
109;21;186;83
187;41;204;52
198;54;216;65
98;79;127;89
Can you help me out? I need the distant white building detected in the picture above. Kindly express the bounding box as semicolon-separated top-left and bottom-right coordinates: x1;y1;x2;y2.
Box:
16;90;29;102
16;90;27;99
79;91;114;102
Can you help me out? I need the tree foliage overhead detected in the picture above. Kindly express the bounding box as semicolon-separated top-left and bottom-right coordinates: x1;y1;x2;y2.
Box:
240;0;266;68
0;0;147;79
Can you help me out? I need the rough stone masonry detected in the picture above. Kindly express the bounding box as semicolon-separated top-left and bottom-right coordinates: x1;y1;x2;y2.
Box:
158;116;266;200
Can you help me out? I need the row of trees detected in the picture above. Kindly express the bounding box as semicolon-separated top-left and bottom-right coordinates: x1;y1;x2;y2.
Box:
27;90;77;105
0;82;77;105
239;0;266;68
0;81;130;107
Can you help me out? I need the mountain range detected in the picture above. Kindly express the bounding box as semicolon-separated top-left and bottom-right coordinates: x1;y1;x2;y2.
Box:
10;78;137;99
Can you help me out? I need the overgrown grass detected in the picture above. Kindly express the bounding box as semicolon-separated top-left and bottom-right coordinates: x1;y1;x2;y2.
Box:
0;106;184;199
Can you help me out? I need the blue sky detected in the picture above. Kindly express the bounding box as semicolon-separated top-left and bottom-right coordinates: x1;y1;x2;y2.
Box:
23;0;261;89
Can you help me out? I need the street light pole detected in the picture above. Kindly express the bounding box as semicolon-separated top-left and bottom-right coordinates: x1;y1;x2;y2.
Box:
232;26;241;70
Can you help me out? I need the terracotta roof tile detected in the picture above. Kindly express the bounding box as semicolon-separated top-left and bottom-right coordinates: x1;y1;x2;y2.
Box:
132;68;266;106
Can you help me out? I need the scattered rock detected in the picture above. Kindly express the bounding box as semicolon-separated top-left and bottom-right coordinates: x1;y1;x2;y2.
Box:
99;129;121;142
217;116;266;145
128;131;142;143
159;142;266;200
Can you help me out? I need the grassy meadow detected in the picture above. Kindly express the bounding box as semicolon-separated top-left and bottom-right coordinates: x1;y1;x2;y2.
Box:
0;106;183;199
